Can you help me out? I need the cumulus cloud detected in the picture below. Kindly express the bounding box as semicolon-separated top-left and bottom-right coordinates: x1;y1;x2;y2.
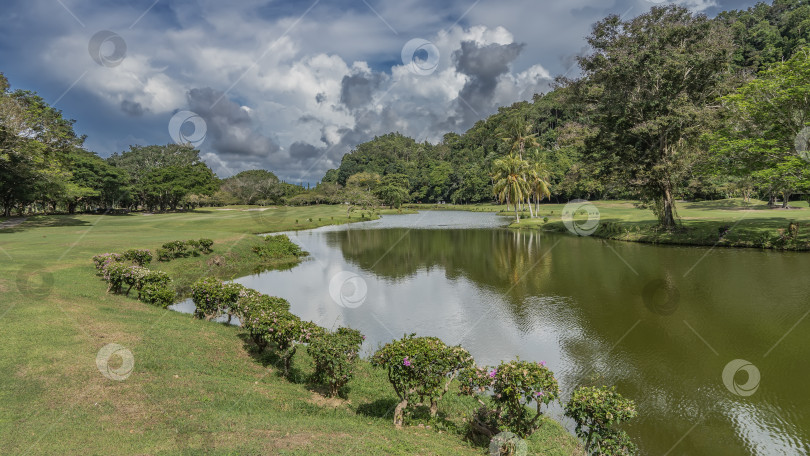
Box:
0;0;759;182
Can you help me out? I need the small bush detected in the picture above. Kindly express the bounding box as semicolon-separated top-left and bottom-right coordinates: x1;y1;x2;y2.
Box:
460;360;560;439
140;283;175;307
122;265;149;296
308;327;365;397
101;261;129;293
92;253;123;272
186;239;201;256
233;289;290;322
198;238;214;253
242;307;323;376
123;248;153;266
564;385;637;455
371;334;475;427
253;234;307;259
190;277;243;321
156;248;172;262
162;240;189;258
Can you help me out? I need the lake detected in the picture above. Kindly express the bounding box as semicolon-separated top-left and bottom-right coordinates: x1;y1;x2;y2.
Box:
173;210;810;455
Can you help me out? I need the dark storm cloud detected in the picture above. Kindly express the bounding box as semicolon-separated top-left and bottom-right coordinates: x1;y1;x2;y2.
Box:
315;92;327;103
339;72;384;110
453;40;525;123
120;100;145;116
186;87;280;172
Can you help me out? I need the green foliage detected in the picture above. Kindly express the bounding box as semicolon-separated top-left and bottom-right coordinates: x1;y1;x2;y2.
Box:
564;386;637;455
139;282;175;308
122;248;152;266
573;5;734;227
371;334;475;427
252;234;306;259
155;248;172;262
242;305;323;376
101;261;129;294
92;253;123;271
459;360;559;439
190;277;243;321
199;238;214;253
308;327;365;397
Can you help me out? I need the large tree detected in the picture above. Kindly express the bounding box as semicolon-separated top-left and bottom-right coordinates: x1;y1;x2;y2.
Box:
713;46;810;207
573;5;734;228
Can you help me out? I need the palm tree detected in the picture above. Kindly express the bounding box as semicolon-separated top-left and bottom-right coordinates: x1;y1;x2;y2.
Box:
500;118;539;160
492;154;530;222
527;161;552;215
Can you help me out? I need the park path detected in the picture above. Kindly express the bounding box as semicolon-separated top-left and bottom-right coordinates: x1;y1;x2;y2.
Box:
0;217;27;230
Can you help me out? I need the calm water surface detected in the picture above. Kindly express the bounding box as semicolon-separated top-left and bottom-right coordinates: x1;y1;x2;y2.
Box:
174;211;810;455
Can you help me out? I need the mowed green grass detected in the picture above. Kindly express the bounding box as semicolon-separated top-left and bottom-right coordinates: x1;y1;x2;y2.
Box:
0;206;582;456
414;199;810;248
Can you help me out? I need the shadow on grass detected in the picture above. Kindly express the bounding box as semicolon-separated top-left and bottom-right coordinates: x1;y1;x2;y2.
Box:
237;333;307;384
356;398;399;418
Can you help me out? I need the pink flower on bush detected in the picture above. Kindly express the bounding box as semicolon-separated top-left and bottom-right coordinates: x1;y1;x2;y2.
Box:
539;361;546;367
489;368;497;379
403;356;411;367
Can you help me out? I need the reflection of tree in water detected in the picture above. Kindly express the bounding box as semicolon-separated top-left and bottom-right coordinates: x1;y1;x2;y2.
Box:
326;228;553;299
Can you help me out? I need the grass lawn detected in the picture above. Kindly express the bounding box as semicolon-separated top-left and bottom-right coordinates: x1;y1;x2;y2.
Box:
0;205;581;455
410;198;810;249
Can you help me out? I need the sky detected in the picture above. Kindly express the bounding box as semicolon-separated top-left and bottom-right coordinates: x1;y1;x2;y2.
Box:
0;0;760;184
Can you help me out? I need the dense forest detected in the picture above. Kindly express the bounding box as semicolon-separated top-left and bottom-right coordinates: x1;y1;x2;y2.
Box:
2;1;810;227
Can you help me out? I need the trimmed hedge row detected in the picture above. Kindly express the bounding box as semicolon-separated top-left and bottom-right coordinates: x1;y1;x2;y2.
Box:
188;277;638;454
92;252;174;307
157;238;214;261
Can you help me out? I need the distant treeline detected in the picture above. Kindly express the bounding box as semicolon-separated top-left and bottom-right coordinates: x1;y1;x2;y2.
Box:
3;1;810;223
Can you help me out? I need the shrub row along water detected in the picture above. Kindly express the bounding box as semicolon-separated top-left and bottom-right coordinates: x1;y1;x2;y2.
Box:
189;276;639;455
91;239;213;307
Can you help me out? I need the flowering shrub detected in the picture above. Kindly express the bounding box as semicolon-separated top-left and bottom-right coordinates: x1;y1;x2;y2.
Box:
564;386;637;455
231;288;290;322
190;277;243;321
122;265;149;296
371;334;475;427
122;248;153;266
102;261;129;293
252;234;307;259
307;327;365;397
186;239;201;256
242;306;323;376
92;253;123;272
459;359;560;439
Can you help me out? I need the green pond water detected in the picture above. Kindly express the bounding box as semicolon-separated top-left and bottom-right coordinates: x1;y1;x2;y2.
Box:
179;210;810;455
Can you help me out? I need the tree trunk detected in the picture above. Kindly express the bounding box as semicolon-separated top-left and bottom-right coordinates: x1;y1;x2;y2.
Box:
394;399;408;428
782;192;791;208
661;185;675;229
527;197;534;219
